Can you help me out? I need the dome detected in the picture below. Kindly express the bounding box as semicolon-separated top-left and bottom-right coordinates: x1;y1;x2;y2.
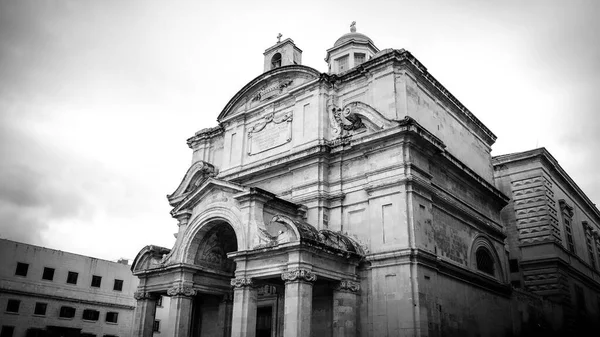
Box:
334;32;374;47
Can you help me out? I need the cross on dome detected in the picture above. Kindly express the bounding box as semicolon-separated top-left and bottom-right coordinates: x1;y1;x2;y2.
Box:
350;21;356;32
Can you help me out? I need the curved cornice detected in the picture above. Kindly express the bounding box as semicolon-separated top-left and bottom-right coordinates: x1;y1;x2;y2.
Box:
217;65;322;122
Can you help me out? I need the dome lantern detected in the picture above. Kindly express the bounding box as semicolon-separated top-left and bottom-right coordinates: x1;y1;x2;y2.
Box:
325;22;379;75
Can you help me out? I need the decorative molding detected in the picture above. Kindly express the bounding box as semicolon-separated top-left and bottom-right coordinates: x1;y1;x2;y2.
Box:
281;268;317;283
334;280;360;293
247;111;293;155
133;291;159;301
230;277;254;288
166;284;197;297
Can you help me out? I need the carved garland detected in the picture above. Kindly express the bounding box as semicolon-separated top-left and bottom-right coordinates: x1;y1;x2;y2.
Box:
133;291;158;301
334;280;360;293
231;277;254;288
247;111;293;155
281;268;317;283
166;284;197;297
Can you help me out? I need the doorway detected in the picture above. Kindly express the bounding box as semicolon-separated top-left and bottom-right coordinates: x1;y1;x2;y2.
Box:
256;306;273;337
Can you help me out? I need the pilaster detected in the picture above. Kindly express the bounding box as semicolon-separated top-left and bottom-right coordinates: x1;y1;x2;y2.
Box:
166;284;196;337
333;280;360;337
132;291;159;337
231;277;258;337
282;268;317;337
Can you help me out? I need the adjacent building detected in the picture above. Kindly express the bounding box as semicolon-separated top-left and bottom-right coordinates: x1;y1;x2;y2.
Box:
0;239;139;337
129;23;533;337
493;148;600;334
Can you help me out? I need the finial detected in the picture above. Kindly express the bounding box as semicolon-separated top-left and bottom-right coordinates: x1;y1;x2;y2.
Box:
277;33;282;43
350;21;356;33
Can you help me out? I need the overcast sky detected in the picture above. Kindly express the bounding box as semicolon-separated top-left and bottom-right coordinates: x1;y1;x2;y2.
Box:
1;0;599;261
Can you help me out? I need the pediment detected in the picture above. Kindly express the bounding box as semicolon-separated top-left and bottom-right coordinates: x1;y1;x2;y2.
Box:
218;65;321;122
171;178;247;215
167;160;219;207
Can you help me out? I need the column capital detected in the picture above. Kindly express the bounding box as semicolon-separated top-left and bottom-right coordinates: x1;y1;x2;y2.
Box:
333;280;360;293
167;284;197;297
133;291;160;301
281;268;317;283
231;277;255;288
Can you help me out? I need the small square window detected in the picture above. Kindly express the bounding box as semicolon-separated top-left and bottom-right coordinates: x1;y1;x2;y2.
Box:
1;326;15;337
354;53;365;66
34;303;47;316
67;271;79;285
113;279;123;291
15;263;28;277
82;309;100;321
336;55;349;72
42;267;55;281
59;306;76;318
91;275;102;288
6;300;20;313
105;312;118;323
153;320;160;332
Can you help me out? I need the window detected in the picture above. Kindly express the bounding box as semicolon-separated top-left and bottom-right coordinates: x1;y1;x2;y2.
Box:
67;271;79;285
106;312;118;323
270;53;282;69
336;55;349;72
34;303;47;316
113;279;123;291
153;320;160;332
91;275;102;288
475;248;495;275
564;218;575;253
1;326;14;337
59;306;76;318
82;309;100;321
6;300;20;313
354;53;365;66
509;259;519;273
156;296;163;307
42;267;55;281
15;262;28;277
583;222;596;269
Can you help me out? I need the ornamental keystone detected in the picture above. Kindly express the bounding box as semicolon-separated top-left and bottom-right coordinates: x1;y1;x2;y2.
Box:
281;268;317;283
231;277;254;288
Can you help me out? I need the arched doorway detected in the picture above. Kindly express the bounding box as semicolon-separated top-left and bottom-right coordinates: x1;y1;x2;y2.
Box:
189;220;238;337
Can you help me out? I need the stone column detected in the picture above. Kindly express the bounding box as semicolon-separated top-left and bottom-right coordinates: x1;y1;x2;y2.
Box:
132;291;159;337
218;292;234;337
282;268;317;337
231;277;258;337
166;284;196;337
333;280;360;337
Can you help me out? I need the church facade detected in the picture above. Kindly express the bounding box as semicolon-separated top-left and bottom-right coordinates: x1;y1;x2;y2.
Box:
132;25;531;337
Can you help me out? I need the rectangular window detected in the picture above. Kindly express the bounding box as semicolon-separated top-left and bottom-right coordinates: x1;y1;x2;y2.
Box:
42;267;55;281
66;271;79;285
113;279;123;291
153;320;160;332
564;219;575;253
82;309;100;321
354;53;366;66
156;296;163;307
583;222;596;269
6;300;20;313
91;275;102;288
1;326;14;337
336;55;349;72
106;312;118;323
15;263;28;277
34;303;47;316
509;259;519;273
59;306;76;318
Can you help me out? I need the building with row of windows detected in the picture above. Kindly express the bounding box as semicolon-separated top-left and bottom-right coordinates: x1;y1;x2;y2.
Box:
0;239;170;337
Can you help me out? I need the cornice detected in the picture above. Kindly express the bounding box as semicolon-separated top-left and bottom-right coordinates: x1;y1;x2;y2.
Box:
187;125;224;149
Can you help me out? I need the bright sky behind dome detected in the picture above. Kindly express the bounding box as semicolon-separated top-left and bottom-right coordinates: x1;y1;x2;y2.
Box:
1;0;599;261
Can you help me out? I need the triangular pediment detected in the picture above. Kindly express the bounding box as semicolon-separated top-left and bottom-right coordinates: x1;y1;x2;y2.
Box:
218;65;321;122
170;177;247;216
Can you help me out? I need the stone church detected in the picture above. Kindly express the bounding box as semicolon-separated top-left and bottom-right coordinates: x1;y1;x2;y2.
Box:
130;24;522;337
